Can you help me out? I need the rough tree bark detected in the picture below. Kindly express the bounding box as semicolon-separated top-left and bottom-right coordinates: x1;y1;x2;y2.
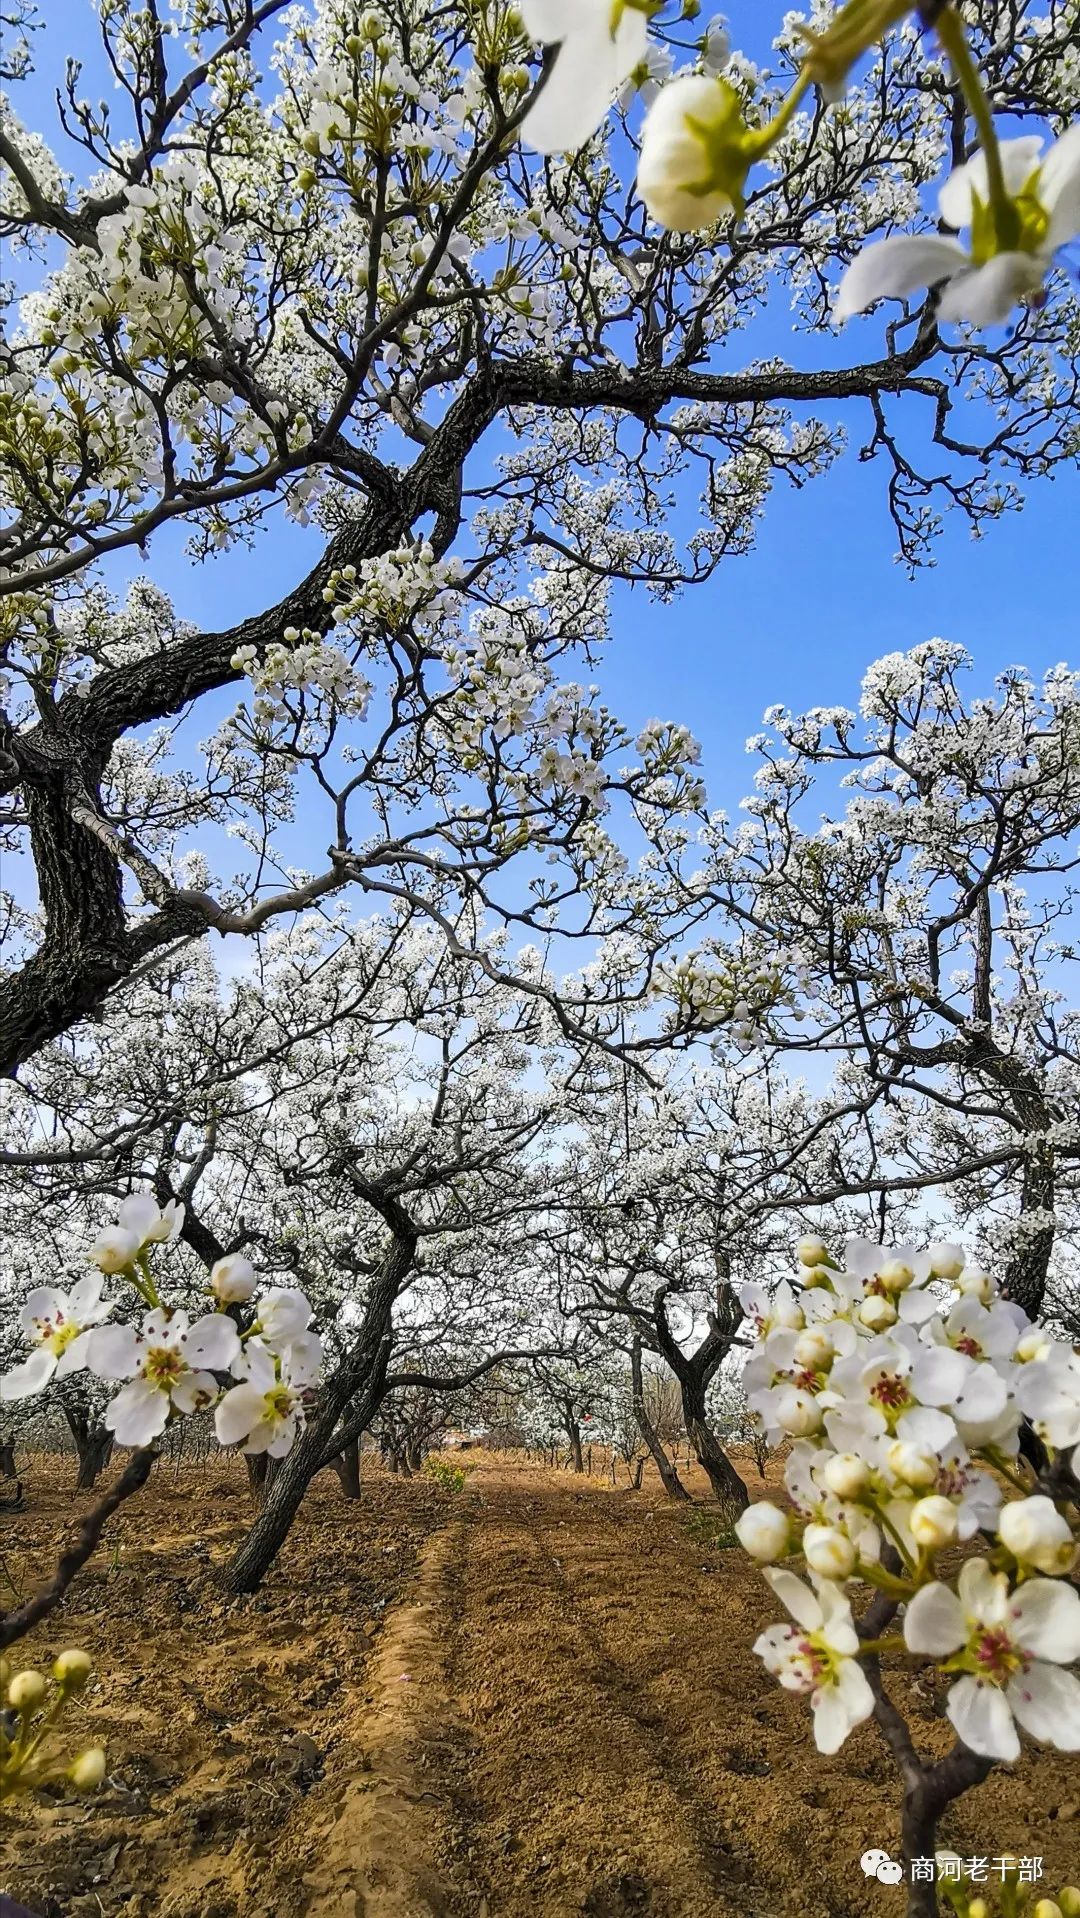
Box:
222;1221;415;1593
329;1438;362;1500
61;1402;115;1492
630;1338;690;1501
650;1264;748;1514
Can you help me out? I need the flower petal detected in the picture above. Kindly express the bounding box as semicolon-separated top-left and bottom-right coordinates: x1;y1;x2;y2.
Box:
947;1674;1020;1761
1042;123;1080;247
764;1567;822;1632
520;7;647;153
936;253;1043;326
87;1324;141;1381
834;235;969;321
0;1348;56;1402
938;137;1044;228
903;1581;966;1656
811;1659;875;1754
215;1383;265;1447
105;1378;170;1446
1007;1662;1080;1750
1010;1578;1080;1664
183;1314;241;1371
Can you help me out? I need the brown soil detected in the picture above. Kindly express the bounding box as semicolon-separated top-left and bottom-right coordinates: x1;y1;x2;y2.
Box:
1;1454;1077;1918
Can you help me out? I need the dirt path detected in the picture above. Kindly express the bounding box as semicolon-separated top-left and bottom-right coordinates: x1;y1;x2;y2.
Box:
3;1455;1077;1918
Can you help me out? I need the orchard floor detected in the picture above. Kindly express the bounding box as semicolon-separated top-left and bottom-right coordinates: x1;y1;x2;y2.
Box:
1;1452;1078;1918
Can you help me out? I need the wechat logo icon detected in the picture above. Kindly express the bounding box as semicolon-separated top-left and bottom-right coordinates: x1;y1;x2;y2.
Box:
861;1849;904;1884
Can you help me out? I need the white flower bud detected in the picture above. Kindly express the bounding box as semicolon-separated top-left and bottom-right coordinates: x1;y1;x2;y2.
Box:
1015;1328;1052;1363
53;1648;93;1691
877;1259;914;1294
887;1442;939;1490
800;1264;833;1290
796;1237;829;1268
210;1253;257;1303
90;1225;140;1274
734;1501;790;1563
957;1266;994;1304
928;1242;965;1281
773;1387;823;1437
802;1523;856;1580
793;1328;833;1370
858;1294;897;1331
998;1495;1077;1575
8;1669;47;1713
70;1747;107;1790
821;1452;870;1500
909;1495;958;1549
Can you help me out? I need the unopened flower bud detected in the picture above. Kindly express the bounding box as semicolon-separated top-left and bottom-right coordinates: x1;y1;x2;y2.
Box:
928;1242;964;1281
859;1294;897;1331
1031;1903;1063;1918
957;1266;993;1304
734;1501;790;1562
1015;1328;1052;1363
909;1495;958;1549
53;1648;93;1691
210;1253;257;1303
821;1452;869;1500
803;1523;856;1580
887;1442;939;1490
773;1387;822;1437
800;1264;833;1290
997;1495;1077;1575
877;1259;914;1294
69;1747;107;1791
796;1237;829;1268
8;1669;47;1713
967;1902;990;1918
793;1328;833;1370
1056;1890;1080;1917
90;1225;140;1274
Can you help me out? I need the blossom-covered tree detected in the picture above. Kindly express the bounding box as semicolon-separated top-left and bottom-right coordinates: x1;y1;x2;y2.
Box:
3;0;1080;1086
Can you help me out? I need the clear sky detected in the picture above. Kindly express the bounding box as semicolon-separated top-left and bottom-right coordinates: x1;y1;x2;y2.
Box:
13;0;1078;826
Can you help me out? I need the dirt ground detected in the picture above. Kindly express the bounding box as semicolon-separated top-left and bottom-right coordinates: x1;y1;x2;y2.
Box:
1;1451;1077;1918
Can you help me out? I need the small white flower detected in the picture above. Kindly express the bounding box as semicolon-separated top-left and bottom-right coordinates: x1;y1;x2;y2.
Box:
998;1496;1077;1576
835;129;1080;328
89;1308;240;1445
802;1523;856;1580
254;1287;314;1350
90;1225;142;1275
0;1278;114;1402
903;1559;1080;1761
118;1192;185;1247
215;1335;321;1458
754;1570;875;1754
210;1254;257;1303
909;1495;959;1549
636;74;747;232
519;0;648;155
734;1500;790;1562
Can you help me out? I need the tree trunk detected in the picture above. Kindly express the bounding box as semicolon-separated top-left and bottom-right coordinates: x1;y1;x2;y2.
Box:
223;1228;414;1593
329;1438;362;1499
681;1383;748;1514
0;1440;16;1480
631;1339;691;1502
567;1419;584;1473
406;1440;424;1473
61;1404;114;1492
244;1454;282;1506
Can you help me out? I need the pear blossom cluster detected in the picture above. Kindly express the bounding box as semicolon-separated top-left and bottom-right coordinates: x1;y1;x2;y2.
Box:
230;628;373;729
0;1194;323;1460
1;1648;105;1801
518;0;1080;331
736;1238;1080;1762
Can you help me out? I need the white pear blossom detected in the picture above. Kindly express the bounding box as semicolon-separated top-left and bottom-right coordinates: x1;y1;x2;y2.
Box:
0;1278;113;1401
89;1309;241;1445
835;129;1080;328
754;1570;875;1754
215;1337;320;1458
734;1500;790;1562
253;1287;314;1351
117;1192;185;1248
636;75;748;232
998;1497;1078;1576
903;1559;1080;1761
518;0;649;155
210;1254;257;1303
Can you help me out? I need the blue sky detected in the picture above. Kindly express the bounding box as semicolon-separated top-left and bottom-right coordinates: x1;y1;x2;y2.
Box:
13;0;1078;828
